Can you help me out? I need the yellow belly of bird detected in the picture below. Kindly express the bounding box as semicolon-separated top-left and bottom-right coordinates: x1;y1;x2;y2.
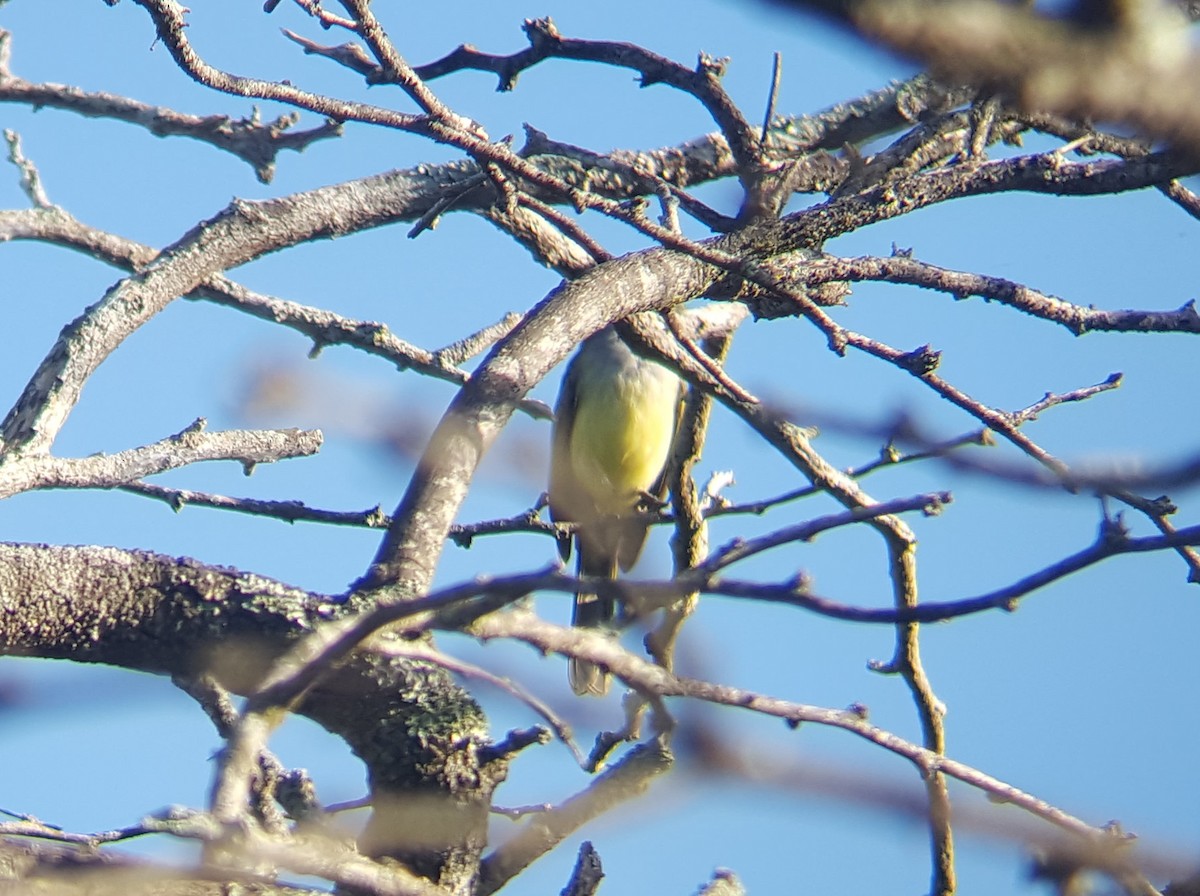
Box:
568;368;677;517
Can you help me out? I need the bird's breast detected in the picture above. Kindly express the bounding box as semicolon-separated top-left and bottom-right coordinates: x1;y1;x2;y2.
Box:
569;359;678;516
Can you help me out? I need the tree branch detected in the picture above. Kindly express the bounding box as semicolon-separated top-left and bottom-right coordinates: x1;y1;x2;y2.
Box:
0;422;321;500
0;30;341;183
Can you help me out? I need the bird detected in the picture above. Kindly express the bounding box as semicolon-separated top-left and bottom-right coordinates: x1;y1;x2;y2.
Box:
549;326;684;695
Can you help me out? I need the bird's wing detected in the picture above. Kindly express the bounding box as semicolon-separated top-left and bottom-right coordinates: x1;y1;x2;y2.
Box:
650;377;688;503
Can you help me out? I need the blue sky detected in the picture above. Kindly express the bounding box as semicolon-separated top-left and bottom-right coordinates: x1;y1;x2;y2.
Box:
1;1;1198;894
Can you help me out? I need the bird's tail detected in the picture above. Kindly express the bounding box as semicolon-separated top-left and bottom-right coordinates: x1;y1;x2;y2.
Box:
569;550;617;696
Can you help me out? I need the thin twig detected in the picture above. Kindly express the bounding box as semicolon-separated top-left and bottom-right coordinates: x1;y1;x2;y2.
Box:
3;129;51;208
761;51;783;144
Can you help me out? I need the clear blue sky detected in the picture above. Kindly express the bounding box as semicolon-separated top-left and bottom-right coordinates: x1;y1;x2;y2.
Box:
1;1;1198;893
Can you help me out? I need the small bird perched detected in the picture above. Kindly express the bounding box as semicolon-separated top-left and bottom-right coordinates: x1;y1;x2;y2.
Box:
549;326;684;695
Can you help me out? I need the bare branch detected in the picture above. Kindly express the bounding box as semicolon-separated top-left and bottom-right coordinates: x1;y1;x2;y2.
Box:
432;313;524;369
0;31;341;183
417;18;762;185
173;673;319;829
3;128;50;208
701;491;952;573
282;27;377;77
801;254;1200;334
0;206;553;421
0;422;322;500
128;0;429;133
121;480;393;528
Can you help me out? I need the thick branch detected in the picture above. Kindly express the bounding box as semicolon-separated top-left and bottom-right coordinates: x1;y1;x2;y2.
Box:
0;543;495;895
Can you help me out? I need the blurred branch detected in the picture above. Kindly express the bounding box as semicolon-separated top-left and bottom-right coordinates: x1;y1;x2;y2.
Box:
770;0;1200;154
707;430;987;518
0;836;318;896
475;740;673;896
367;517;1200;628
0;818;156;848
669;371;1115;521
467;608;1142;857
701;518;1200;623
703;369;1116;518
624;309;954;891
173;673;320;828
0;173;469;457
6;5;1198;894
695;869;746;896
205;568;547;836
680;723;1180;894
5;532;1195;885
134;806;452;896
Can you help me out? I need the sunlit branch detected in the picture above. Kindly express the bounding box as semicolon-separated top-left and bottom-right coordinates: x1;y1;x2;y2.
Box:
432;314;525;368
2;128;50;208
0;421;322;500
0;32;341;183
616;309;952;889
800;255;1200;335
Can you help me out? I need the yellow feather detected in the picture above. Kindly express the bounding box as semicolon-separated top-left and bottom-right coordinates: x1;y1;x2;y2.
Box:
568;351;679;516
